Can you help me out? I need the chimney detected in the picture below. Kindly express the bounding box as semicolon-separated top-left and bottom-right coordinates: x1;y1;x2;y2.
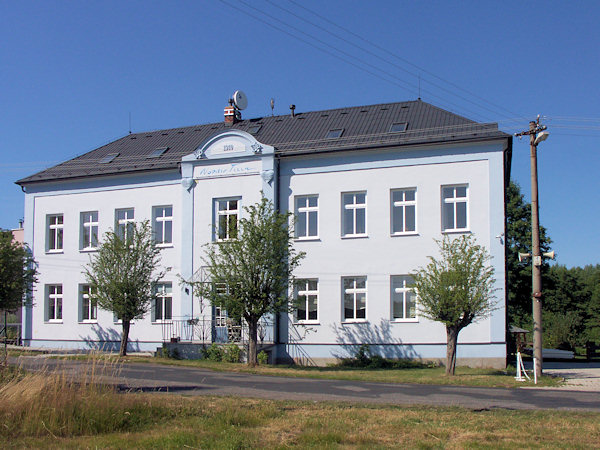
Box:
289;104;296;118
224;100;241;125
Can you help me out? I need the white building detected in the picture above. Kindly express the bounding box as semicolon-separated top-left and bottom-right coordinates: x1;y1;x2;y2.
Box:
17;100;512;368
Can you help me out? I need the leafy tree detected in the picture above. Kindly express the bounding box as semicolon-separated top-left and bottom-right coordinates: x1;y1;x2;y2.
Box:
0;230;38;312
84;221;166;356
412;235;497;375
187;197;305;366
506;181;552;327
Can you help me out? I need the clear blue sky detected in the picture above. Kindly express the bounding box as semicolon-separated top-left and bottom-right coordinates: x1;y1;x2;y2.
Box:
1;1;599;268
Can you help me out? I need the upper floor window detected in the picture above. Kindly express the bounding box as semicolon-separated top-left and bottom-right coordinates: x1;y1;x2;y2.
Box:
215;198;239;241
442;185;469;232
343;276;367;321
153;206;173;246
391;275;417;321
342;192;367;237
153;282;173;322
80;284;97;322
47;214;63;252
294;195;318;239
295;279;318;322
80;211;99;251
391;189;417;235
46;284;63;322
115;208;135;240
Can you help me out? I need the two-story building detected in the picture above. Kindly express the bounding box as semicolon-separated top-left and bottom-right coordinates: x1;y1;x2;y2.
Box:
17;99;511;368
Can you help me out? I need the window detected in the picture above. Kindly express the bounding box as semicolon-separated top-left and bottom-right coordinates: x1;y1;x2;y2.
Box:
47;214;63;252
80;284;97;322
442;185;468;231
215;305;227;327
115;208;135;240
343;276;367;321
46;285;63;322
215;198;239;241
147;147;168;158
391;189;416;234
295;279;318;322
80;211;98;250
248;124;262;135
99;153;119;164
391;275;417;321
326;128;344;139
153;206;173;245
342;192;367;237
294;195;318;239
153;283;172;322
389;122;408;133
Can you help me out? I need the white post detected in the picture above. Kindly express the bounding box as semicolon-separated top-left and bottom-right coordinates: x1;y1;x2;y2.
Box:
533;357;538;384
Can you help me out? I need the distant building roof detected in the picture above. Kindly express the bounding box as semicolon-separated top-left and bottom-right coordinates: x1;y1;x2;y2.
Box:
17;100;510;185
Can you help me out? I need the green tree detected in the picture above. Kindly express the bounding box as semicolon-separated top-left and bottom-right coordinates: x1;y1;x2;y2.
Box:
187;197;305;366
412;235;497;375
0;230;37;312
506;181;552;327
84;221;166;356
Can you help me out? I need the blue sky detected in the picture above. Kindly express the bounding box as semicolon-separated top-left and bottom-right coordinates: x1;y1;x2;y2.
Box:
1;1;599;268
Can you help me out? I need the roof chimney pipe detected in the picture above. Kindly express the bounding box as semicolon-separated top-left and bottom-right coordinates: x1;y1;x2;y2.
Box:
290;104;296;118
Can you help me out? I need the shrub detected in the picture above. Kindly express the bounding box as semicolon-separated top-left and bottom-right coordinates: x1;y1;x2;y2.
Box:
223;344;242;363
336;344;434;369
257;351;269;365
203;343;225;361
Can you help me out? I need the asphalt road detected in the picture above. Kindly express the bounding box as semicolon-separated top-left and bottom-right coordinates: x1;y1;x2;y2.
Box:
12;356;600;412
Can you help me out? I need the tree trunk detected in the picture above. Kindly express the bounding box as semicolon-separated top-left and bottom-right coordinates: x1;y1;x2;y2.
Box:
120;320;131;357
247;318;258;367
446;325;460;375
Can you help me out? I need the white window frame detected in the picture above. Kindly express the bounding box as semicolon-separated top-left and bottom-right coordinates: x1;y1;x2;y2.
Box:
215;197;240;241
294;195;319;240
80;284;97;323
341;192;367;238
115;208;135;240
342;276;367;322
47;284;63;322
391;275;418;322
80;211;99;251
294;279;319;323
153;205;173;247
153;282;173;322
441;185;469;232
390;188;417;235
47;214;64;252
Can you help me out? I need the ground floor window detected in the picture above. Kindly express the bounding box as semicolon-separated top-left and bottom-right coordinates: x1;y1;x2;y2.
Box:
80;284;97;322
153;283;172;321
391;275;417;320
343;276;367;321
295;279;318;322
46;284;63;322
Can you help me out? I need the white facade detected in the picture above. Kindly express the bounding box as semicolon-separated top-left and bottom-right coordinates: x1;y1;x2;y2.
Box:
21;108;509;368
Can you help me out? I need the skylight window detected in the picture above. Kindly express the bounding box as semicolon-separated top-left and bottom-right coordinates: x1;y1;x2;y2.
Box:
248;125;262;135
99;153;119;164
147;147;169;158
390;122;408;133
326;128;344;139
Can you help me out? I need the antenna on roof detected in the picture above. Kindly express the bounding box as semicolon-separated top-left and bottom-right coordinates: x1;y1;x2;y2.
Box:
418;74;421;101
270;98;275;116
128;112;132;134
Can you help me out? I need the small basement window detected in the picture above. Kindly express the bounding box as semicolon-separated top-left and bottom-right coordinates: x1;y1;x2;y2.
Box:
390;122;408;133
147;147;169;158
248;125;262;135
99;153;119;164
326;128;344;139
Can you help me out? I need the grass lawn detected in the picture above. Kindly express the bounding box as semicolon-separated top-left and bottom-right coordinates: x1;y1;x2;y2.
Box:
35;351;562;388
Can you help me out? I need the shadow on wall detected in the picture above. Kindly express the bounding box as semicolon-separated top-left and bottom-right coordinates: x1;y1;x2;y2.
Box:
331;319;420;360
80;324;140;353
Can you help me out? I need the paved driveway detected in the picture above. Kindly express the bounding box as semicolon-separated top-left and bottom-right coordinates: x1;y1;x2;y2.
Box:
540;362;600;391
12;356;600;412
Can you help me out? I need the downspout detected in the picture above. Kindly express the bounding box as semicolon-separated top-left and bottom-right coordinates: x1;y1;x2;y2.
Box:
503;136;513;365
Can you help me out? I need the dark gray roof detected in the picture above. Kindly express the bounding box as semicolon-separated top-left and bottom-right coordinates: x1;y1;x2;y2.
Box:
17;100;510;185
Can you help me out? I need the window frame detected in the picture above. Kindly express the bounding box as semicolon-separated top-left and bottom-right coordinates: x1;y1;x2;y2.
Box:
46;284;63;323
390;275;418;322
341;191;367;238
390;188;417;236
342;276;367;322
47;214;64;253
79;284;97;323
80;211;99;251
294;279;319;323
152;205;173;247
214;197;240;241
294;195;319;240
153;282;173;323
115;208;135;240
441;184;469;233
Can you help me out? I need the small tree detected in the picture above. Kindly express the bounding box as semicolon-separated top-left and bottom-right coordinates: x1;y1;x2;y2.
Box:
412;235;496;375
84;221;166;356
187;197;305;366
